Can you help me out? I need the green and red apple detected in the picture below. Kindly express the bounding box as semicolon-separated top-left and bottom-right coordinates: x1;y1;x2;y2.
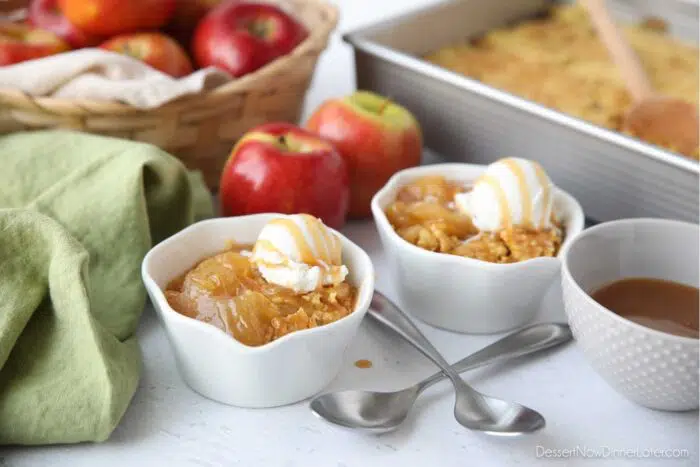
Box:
306;91;423;218
0;23;70;66
219;122;350;229
100;32;193;77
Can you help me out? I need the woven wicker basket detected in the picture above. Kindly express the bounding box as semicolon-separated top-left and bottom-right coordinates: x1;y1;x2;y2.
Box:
0;0;338;190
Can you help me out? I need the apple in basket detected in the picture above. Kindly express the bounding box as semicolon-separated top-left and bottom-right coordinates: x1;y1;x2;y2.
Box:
193;0;309;78
306;91;423;218
100;32;193;78
28;0;103;48
57;0;176;36
218;123;350;229
0;23;69;66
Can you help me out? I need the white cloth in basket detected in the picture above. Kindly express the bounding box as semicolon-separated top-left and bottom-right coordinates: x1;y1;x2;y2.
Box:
0;48;233;109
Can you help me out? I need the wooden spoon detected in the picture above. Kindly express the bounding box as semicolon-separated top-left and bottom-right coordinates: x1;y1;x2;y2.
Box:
582;0;699;156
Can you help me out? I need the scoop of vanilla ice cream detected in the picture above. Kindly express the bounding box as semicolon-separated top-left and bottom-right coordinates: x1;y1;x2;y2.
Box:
454;157;555;231
251;214;349;294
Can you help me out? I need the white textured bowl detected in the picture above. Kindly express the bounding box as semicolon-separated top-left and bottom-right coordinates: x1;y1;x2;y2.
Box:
371;163;585;334
562;218;699;411
141;214;375;408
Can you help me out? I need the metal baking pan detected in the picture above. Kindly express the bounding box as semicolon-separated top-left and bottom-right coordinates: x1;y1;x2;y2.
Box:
343;0;699;223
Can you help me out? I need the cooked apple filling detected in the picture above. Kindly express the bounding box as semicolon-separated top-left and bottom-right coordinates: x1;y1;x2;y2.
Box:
385;175;563;263
165;245;357;347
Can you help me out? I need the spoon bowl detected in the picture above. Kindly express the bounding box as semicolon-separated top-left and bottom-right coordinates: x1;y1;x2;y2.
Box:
454;393;545;436
311;387;420;433
624;97;699;156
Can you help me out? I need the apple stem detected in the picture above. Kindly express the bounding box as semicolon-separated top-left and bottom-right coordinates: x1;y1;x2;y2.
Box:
249;20;269;39
122;43;137;59
278;135;286;147
378;96;392;115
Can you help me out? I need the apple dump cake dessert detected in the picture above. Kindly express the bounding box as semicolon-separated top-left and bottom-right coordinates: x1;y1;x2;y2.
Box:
425;4;699;159
385;158;564;263
165;214;357;347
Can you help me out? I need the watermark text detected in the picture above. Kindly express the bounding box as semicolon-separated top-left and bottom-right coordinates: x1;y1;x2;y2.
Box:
536;446;690;460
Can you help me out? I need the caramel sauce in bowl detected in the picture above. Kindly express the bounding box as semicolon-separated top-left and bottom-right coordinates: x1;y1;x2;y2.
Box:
591;278;698;339
141;213;375;408
562;218;699;411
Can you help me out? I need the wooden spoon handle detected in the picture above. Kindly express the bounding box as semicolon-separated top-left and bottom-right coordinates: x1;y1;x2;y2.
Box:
581;0;655;102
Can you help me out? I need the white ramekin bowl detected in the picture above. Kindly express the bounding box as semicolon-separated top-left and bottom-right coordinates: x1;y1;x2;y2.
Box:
371;163;584;334
561;218;699;411
142;214;375;408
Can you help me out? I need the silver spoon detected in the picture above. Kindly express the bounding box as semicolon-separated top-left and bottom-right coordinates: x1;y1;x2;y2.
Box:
315;292;549;435
311;319;571;434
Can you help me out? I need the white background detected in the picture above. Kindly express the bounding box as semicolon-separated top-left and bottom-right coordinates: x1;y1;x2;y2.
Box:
2;0;698;466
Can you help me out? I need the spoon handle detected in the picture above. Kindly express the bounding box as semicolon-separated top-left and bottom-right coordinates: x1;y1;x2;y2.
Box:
415;323;572;393
581;0;654;102
369;292;471;386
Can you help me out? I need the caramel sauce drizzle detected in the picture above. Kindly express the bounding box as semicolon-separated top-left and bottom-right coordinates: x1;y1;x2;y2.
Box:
532;162;551;228
251;239;288;269
479;174;512;229
301;214;340;266
502;158;532;228
266;217;317;266
260;215;341;269
250;215;346;291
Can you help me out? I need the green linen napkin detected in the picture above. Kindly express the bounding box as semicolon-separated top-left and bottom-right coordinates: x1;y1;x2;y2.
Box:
0;130;214;445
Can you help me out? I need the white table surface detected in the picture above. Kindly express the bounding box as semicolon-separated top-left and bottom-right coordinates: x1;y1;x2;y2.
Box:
3;0;698;465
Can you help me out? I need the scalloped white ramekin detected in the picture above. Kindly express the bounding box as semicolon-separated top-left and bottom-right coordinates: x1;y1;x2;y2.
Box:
371;163;584;334
142;214;375;408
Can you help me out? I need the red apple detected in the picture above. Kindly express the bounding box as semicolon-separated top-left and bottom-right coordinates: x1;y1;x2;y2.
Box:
192;0;308;78
0;23;70;66
100;32;193;77
306;91;423;218
28;0;103;48
57;0;176;36
219;122;349;229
